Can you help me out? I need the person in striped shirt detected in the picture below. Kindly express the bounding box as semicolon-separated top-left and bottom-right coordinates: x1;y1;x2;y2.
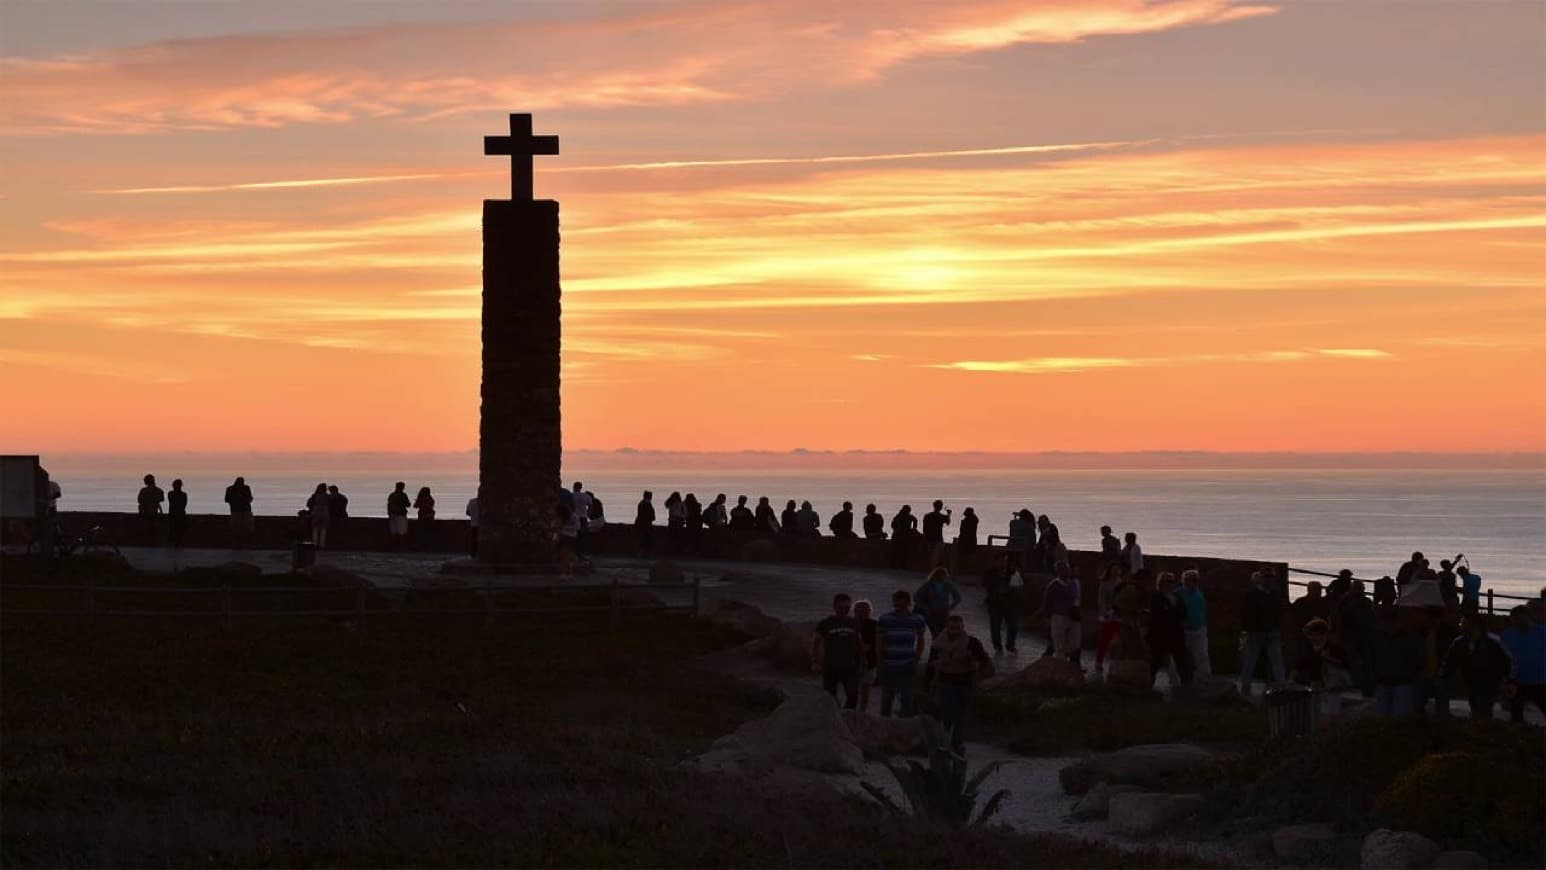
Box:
877;590;928;718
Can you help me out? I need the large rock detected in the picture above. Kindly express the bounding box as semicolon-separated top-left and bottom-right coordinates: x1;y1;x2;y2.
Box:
1432;851;1487;869
740;538;782;563
707;599;782;639
745;620;817;671
1071;782;1142;820
1104;659;1153;694
1273;823;1337;863
1361;829;1441;870
1060;743;1219;795
1171;676;1241;705
648;559;685;585
1107;792;1203;836
840;709;926;757
995;656;1085;693
696;692;863;775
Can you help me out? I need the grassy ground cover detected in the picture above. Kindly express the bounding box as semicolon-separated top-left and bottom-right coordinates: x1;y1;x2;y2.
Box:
3;557;1210;868
970;684;1264;755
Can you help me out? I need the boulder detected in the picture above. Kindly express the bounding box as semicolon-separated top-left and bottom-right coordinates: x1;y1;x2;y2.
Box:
1432;851;1487;869
1060;743;1220;795
1360;829;1441;870
740;538;782;563
696;692;863;775
745;620;817;671
707;599;782;639
1171;676;1241;705
1273;823;1337;863
1103;659;1153;694
1107;792;1203;836
1070;782;1142;821
648;559;685;585
840;709;926;757
995;656;1085;693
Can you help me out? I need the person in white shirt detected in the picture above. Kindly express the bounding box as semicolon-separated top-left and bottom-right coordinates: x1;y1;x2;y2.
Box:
1122;531;1144;575
570;481;593;555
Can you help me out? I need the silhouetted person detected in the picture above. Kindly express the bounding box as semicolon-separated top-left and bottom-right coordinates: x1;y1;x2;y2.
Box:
1239;570;1286;696
225;476;254;549
413;486;435;548
796;500;820;536
387;482;411;549
327;485;349;518
586;490;605;525
1121;531;1143;575
1341;580;1377;696
925;614;993;750
780;499;799;535
922;500;952;565
1443;613;1511;718
980;553;1018;653
1436;558;1460;609
729;495;755;530
862;504;885;539
1035;514;1063;570
307;482;331;548
1372;607;1422;718
635;490;656;556
704;493;728;529
570;482;593;555
1149;571;1193;686
167;479;188;548
755;497;779;533
811;593;864;710
137;473;164;544
1457;563;1482;613
1291;581;1329;664
956;507;978;561
1100;525;1121;567
664;491;684;554
684;493;703;553
1373;574;1398;608
1007;509;1034;569
914;566;961;639
1500;605;1546;722
1396;551;1424;588
889;505;917;568
829;501;856;539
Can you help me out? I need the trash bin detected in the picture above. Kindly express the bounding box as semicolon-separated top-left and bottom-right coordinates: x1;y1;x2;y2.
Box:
1265;685;1317;739
292;541;316;571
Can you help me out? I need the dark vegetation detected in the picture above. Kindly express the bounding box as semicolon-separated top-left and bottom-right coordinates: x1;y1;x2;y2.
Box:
1183;717;1545;867
971;683;1263;755
3;557;1204;868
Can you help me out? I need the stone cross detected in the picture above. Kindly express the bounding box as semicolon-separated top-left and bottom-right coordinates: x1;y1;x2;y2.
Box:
484;113;560;201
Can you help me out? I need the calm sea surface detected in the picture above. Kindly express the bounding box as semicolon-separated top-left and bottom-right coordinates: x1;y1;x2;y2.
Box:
47;465;1546;596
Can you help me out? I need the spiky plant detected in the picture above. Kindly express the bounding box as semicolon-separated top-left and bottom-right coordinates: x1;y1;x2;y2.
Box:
860;717;1013;828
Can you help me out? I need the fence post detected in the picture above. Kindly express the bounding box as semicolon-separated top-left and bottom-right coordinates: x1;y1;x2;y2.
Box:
610;577;621;630
1486;588;1494;618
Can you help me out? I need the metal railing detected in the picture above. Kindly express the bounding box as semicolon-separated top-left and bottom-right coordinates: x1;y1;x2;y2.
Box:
1286;566;1533;617
0;576;701;628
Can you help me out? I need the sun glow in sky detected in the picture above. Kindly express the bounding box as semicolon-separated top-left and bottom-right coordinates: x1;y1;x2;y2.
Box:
1;0;1543;453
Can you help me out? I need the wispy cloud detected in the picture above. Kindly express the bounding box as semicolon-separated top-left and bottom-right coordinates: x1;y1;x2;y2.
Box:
933;348;1394;373
0;0;1276;135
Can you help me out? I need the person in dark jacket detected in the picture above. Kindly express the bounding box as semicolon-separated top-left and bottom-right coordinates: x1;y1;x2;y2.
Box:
634;491;656;557
1099;525;1122;568
1373;575;1398;608
1443;613;1511;718
754;496;780;533
729;496;755;530
780;500;799;536
1395;552;1425;588
1290;581;1330;666
167;479;188;548
914;567;962;639
956;507;979;562
980;554;1019;654
1414;606;1457;719
1148;571;1194;686
1339;580;1378;697
1371;607;1423;718
862;504;885;539
889;505;918;569
1238;570;1286;696
829;502;857;539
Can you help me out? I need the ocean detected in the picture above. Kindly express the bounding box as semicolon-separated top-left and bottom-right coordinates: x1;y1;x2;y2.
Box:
39;458;1546;597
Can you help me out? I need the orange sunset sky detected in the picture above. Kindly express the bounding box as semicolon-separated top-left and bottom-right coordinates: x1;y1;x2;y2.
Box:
1;0;1543;454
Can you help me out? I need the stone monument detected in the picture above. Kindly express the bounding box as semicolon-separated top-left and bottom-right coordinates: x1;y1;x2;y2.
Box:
476;113;562;566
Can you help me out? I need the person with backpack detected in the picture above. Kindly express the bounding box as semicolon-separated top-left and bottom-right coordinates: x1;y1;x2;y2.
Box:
914;566;962;639
925;614;994;749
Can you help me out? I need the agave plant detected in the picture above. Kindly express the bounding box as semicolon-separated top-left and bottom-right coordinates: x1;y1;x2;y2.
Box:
860;717;1013;828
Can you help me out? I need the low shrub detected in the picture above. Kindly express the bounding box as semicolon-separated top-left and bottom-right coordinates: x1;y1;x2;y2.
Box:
973;685;1261;755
